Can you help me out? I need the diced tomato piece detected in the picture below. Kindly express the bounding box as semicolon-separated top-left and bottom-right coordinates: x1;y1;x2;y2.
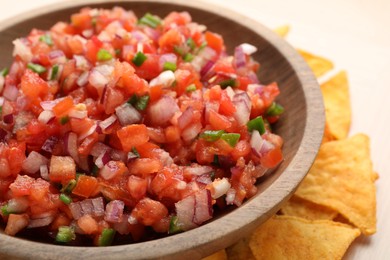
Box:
149;84;163;102
128;158;162;176
260;147;283;168
49;156;76;183
0;158;11;178
164;125;181;143
133;54;161;80
127;175;148;200
5;214;29;236
122;73;148;96
208;85;222;100
208;110;232;131
9;175;34;197
219;91;236;116
117;124;149;152
72;175;99;198
50;213;71;231
231;140;251;161
30;178;50;201
158;29;183;53
135;142;160;158
164;12;191;28
205;31;224;54
70;118;95;135
8;146;26;176
21;70;49;99
78;132;99;156
53;96;74;117
131;198;168;226
77;214;99;234
99;161;128;180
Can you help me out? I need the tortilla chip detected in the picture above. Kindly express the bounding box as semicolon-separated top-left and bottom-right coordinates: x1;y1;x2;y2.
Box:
226;238;255;260
295;134;376;235
322;122;336;143
298;49;334;78
249;215;361;260
273;25;290;37
280;195;338;220
321;71;351;139
202;250;227;260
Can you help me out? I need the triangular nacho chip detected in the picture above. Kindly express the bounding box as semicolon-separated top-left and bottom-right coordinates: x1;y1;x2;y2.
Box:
295;134;376;235
273;25;290;38
280;195;338;220
249;215;361;260
321;71;351;139
298;49;334;77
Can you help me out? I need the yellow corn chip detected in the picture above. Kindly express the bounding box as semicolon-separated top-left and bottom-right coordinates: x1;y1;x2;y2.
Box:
280;195;338;220
273;25;290;37
295;134;376;235
226;238;255;260
298;49;334;78
202;249;227;260
321;71;351;139
249;215;361;260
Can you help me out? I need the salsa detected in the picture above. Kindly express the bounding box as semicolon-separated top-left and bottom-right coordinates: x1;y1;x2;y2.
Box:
0;7;284;246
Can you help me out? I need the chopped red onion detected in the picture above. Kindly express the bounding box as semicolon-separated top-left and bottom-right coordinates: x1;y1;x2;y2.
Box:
240;43;258;55
89;69;109;89
69;197;105;220
149;70;175;87
90;142;111;157
105;200;125;223
0;76;4;93
3;114;14;124
200;60;215;79
40;165;49;180
193;189;213;225
3;84;19;101
247;71;259;84
250;130;263;157
28;216;54;228
41;136;58;153
144;27;160;42
99;114;118;131
177;106;194;130
112;214;131;235
40;99;62;111
0;97;4;107
233;92;251;126
95;151;111;169
38;110;55;124
12;38;32;62
181;122;202;142
147;95;179;126
91;197;105;217
68;108;88;119
175;194;197;231
159;53;177;70
78;123;97;140
82;29;93;38
74;55;90;71
225;188;236;205
260;139;275;155
0;128;9;142
184;165;213;176
110;149;127;162
234;46;246;68
77;71;89;87
64;132;79;163
21;151;49;174
99;161;121;180
115;103;141;126
48;50;66;64
210;178;231;199
6;197;29;213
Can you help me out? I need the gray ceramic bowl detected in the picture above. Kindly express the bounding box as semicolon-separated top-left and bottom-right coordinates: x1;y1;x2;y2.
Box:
0;0;324;259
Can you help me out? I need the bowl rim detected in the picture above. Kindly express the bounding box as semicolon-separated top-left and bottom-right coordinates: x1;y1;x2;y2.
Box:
0;0;325;259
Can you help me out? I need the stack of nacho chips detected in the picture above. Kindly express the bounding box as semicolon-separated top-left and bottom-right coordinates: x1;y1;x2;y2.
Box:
204;25;377;260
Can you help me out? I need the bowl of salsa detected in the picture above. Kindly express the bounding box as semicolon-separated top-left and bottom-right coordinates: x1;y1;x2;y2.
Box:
0;0;324;259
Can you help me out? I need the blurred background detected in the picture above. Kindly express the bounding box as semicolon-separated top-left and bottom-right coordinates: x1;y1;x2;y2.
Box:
1;0;389;259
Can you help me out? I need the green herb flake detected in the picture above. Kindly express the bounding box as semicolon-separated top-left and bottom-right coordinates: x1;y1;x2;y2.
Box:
39;34;53;46
132;147;140;158
60;116;69;125
97;49;113;61
168;216;183;234
183;53;194;62
135;95;150;111
186;38;196;50
266;102;284;117
1;205;9;216
27;63;47;74
173;46;185;56
50;64;59;81
163;62;177;72
132;52;147;67
59;193;72;205
199;130;225;142
220;133;240;147
138;13;162;28
61;179;77;193
247;116;266;135
91;164;99;177
185;84;197;93
127;94;138;105
98;228;116;246
56;226;76;243
219;78;237;89
0;67;9;77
